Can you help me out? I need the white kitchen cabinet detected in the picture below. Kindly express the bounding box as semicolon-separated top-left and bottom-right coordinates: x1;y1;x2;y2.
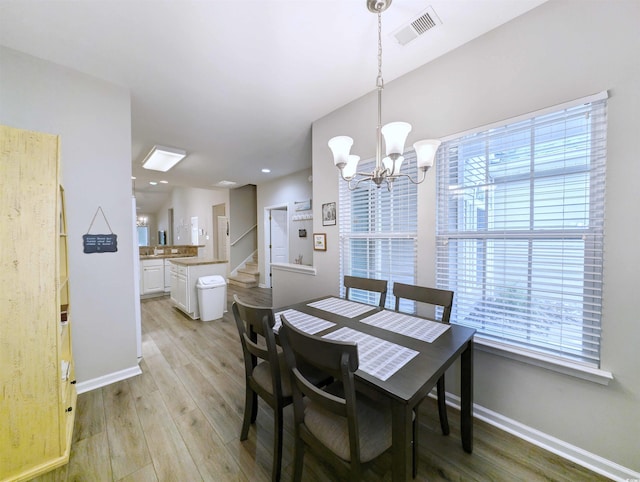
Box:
169;259;227;319
164;259;172;292
141;258;164;294
169;262;179;301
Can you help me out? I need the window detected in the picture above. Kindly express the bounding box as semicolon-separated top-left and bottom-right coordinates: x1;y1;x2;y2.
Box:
436;92;607;366
339;151;418;310
137;226;149;246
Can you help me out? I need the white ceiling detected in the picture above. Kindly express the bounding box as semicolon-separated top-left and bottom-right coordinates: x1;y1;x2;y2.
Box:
0;0;546;213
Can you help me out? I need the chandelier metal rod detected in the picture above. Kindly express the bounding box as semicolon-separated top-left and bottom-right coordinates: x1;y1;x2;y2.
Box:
376;9;384;175
329;0;440;192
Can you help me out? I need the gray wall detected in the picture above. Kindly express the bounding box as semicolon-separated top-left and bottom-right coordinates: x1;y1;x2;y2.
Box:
229;184;257;270
311;0;640;474
156;186;229;260
0;46;139;385
256;168;313;287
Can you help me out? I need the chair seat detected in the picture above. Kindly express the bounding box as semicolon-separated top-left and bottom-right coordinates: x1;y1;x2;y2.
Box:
253;353;329;399
304;383;391;463
253;352;292;397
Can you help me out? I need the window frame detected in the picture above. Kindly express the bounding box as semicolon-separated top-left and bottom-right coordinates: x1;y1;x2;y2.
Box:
435;92;613;383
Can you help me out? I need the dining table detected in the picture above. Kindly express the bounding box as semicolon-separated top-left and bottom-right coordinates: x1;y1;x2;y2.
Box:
274;295;476;482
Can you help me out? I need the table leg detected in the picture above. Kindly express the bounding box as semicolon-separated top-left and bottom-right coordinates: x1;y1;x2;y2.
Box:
391;401;412;481
460;339;474;453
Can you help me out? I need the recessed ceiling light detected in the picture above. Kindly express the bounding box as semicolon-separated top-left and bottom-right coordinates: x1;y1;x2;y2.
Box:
261;168;271;173
149;181;158;185
142;145;187;172
131;176;136;180
160;180;169;184
216;180;237;187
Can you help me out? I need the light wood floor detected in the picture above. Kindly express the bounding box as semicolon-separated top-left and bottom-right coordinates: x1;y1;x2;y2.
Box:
33;285;609;481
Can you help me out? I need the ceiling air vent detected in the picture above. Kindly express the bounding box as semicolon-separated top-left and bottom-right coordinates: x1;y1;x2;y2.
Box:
392;6;441;46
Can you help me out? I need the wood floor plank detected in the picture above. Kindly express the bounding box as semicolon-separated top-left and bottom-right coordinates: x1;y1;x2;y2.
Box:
72;387;105;444
127;358;158;401
174;407;243;481
174;362;242;444
143;305;193;368
134;389;202;481
102;381;151;480
117;464;158;482
142;351;197;418
66;431;112;482
206;368;248;420
140;331;161;358
224;434;273;481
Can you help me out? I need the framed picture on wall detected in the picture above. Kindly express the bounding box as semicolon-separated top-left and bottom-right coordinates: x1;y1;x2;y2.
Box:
322;202;336;226
313;233;327;251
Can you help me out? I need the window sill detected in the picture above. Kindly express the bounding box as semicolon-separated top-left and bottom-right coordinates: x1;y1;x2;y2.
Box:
474;336;614;386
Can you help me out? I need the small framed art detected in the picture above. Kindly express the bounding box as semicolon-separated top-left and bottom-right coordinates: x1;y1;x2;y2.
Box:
322;202;336;226
313;233;327;251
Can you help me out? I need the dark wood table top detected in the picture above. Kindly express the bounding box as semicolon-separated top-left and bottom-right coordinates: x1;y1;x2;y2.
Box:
279;296;476;406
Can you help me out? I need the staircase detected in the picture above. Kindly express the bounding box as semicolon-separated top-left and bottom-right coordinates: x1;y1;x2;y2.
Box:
228;255;260;288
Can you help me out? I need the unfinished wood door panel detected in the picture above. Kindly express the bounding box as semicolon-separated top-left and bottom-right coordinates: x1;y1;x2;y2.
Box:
0;125;76;481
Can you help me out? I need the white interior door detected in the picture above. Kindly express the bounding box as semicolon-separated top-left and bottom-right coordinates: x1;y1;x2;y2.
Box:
217;216;229;260
191;216;199;245
270;208;288;264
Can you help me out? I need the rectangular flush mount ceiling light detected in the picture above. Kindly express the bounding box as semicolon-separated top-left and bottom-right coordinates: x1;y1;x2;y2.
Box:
142;145;187;172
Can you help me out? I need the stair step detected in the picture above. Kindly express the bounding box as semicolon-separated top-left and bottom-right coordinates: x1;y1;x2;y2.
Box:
238;266;259;276
245;262;258;270
228;273;259;288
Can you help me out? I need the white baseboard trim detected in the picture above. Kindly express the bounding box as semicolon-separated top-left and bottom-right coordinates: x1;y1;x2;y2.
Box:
76;365;142;395
441;392;639;481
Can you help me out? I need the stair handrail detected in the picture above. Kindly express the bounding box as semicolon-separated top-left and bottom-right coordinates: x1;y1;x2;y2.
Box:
230;223;257;247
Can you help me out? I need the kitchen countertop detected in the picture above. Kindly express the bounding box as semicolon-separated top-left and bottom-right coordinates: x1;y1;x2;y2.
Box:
140;254;194;260
168;257;228;266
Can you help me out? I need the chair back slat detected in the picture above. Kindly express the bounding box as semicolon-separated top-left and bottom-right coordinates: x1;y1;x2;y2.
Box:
393;282;454;323
344;275;388;308
232;294;281;389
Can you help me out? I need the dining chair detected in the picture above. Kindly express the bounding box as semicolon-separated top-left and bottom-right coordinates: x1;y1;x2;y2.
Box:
393;282;454;477
279;313;392;481
343;275;388;308
232;295;330;481
232;295;288;481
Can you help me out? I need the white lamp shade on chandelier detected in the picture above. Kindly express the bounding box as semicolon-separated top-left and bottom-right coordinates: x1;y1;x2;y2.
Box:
328;0;441;190
414;139;442;169
328;136;354;169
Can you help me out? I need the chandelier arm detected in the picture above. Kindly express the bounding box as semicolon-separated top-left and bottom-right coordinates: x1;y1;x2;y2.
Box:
339;170;354;182
352;175;376;191
386;169;428;185
406;169;429;185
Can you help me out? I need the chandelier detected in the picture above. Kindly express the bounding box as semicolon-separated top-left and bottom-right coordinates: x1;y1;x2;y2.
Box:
328;0;441;191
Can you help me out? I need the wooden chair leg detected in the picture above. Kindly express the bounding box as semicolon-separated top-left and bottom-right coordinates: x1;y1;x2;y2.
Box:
292;433;305;482
413;409;418;478
437;375;450;436
241;386;254;440
272;407;283;482
250;391;258;423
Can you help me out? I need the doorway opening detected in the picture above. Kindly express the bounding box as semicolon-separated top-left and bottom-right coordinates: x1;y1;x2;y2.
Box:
212;203;228;261
167;208;174;245
263;204;288;289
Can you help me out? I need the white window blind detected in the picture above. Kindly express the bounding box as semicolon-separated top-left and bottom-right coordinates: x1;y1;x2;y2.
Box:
339;152;418;310
436;93;607;366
